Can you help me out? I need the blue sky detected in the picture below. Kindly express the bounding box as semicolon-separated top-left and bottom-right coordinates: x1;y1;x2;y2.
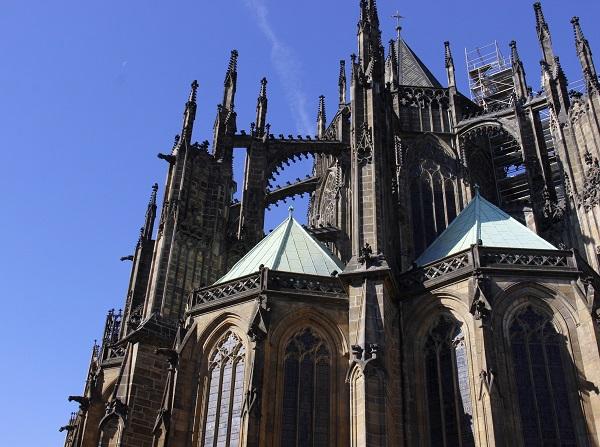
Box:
1;0;598;444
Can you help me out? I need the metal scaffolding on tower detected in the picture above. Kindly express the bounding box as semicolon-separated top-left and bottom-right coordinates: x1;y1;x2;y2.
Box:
465;41;515;111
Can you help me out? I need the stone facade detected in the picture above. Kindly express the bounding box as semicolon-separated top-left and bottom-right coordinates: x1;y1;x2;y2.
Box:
62;2;600;446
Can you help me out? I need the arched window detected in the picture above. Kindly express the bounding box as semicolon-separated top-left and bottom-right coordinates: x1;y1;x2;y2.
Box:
509;306;578;446
281;328;331;447
425;315;474;447
410;160;459;258
201;331;246;447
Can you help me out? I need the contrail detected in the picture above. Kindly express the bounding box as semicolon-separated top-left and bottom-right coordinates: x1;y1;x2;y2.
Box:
242;0;312;135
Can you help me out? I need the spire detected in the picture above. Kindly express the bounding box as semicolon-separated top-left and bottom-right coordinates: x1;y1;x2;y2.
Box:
222;49;238;110
571;17;599;92
255;77;268;137
444;41;456;88
181;80;198;145
317;95;326;138
141;183;158;241
338;60;347;105
510;40;529;100
533;2;555;65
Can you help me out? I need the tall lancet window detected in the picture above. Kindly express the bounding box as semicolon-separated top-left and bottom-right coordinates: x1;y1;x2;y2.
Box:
202;331;246;447
425;315;474;447
281;328;331;447
509;306;578;446
411;160;458;258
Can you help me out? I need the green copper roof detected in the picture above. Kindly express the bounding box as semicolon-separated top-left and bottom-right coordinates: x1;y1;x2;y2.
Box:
415;189;557;266
216;211;344;284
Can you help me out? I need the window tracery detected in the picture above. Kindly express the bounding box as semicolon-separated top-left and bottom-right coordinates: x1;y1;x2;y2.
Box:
424;315;474;447
281;328;332;447
509;306;578;446
411;160;457;255
202;331;246;447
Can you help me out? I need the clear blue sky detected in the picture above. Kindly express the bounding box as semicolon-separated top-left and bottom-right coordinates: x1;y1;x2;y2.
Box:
1;0;598;444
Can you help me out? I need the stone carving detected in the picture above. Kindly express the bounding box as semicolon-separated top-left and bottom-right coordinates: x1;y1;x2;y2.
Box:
578;150;600;211
355;123;373;165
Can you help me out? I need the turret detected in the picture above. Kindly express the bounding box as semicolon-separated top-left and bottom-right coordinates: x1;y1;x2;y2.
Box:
317;95;326;138
338;60;347;106
444;41;456;89
572;16;599;93
181;80;198;147
255;78;268;137
510;40;529;100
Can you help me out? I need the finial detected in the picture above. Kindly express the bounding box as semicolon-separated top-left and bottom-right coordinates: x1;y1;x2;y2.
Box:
473;184;481;196
510;40;519;61
259;77;267;98
533;2;546;29
444;41;453;66
288;205;294;217
318;95;326;122
172;134;180;150
188;80;199;104
571;16;582;37
338;60;347;105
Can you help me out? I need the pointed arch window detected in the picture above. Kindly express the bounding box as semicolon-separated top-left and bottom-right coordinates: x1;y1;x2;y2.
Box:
202;331;246;447
509;306;578;446
410;160;458;257
280;328;331;447
425;315;474;447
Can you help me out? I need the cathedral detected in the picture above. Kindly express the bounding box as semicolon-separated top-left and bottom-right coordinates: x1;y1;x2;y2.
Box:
62;1;600;446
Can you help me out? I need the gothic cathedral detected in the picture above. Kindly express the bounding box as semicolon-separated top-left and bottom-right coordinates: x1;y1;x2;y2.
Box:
62;2;600;446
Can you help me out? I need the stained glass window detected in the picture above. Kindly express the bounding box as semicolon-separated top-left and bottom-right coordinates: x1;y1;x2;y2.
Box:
280;328;331;447
425;315;474;447
202;331;246;447
509;306;578;446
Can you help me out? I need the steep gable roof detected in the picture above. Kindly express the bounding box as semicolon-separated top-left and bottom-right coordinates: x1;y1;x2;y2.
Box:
415;189;556;266
394;38;442;88
216;212;344;283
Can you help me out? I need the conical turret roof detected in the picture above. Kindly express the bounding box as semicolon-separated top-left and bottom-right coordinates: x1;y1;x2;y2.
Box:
216;211;344;283
415;189;556;266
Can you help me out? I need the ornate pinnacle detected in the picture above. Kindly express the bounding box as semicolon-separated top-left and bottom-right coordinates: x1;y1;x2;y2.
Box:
338;60;346;86
444;41;454;66
225;49;239;84
571;17;584;42
571;16;598;88
318;95;326;123
338;60;347;105
188;80;199;104
259;77;267;98
150;183;158;205
533;2;547;33
510;40;520;62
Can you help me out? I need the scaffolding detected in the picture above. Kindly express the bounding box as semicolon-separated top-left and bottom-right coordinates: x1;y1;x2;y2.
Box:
465;41;515;110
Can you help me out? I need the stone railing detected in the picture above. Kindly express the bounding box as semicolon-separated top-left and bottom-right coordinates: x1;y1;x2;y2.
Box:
399;245;578;292
188;273;262;308
187;268;345;313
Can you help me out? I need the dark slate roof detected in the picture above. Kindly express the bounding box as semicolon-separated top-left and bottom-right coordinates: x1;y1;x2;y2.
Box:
395;38;442;88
